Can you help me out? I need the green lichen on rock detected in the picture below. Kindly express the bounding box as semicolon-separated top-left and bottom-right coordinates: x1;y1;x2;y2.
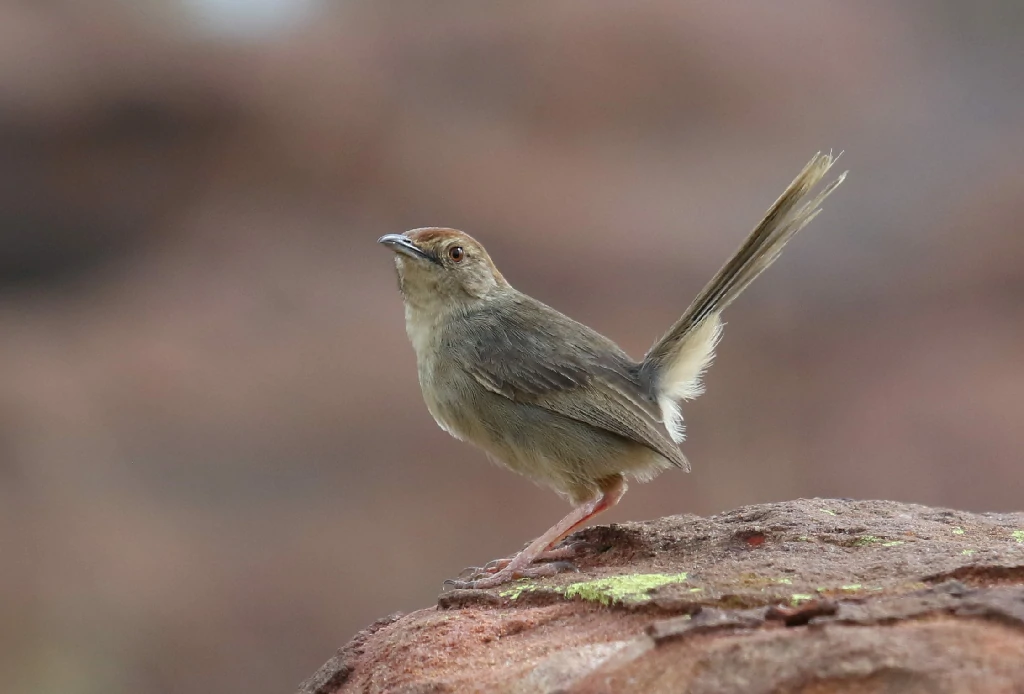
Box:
499;580;540;601
1012;530;1024;543
499;572;690;606
562;572;690;606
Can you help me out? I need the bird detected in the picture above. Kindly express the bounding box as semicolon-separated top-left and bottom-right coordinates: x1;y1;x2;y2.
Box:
378;152;845;589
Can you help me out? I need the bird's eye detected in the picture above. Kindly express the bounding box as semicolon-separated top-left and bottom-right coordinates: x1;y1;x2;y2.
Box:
448;246;465;262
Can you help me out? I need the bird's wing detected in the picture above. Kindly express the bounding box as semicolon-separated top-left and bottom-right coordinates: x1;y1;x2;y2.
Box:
451;297;690;470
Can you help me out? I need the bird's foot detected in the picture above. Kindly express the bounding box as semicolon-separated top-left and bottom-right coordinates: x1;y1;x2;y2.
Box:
455;540;589;581
444;560;578;590
479;544;581;574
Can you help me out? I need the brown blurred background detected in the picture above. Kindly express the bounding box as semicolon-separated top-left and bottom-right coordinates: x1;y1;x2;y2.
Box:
2;0;1023;692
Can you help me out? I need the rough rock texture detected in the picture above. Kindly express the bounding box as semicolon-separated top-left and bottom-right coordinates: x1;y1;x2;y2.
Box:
301;499;1024;694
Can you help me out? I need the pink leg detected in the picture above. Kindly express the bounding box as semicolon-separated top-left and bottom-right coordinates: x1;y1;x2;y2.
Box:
446;475;627;590
477;544;579;573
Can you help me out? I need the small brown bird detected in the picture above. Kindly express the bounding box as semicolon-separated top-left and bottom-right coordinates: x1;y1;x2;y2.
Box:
379;153;845;589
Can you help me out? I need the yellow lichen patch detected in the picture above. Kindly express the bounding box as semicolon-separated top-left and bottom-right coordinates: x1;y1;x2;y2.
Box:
500;572;691;604
1012;530;1024;543
952;527;965;535
961;549;976;556
561;572;690;606
790;593;815;604
737;573;795;589
499;580;541;601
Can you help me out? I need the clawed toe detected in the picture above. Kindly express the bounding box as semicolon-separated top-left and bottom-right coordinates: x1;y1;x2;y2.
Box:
482;542;587;571
455;559;509;581
443;559;579;590
460;548;569;580
538;542;585;561
446;536;596;589
482;557;512;572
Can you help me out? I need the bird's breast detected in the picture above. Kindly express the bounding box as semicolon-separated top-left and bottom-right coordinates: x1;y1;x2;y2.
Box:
402;306;474;442
418;355;485;444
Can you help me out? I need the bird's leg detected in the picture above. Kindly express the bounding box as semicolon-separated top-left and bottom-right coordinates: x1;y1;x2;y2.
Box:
445;475;627;589
476;544;579;574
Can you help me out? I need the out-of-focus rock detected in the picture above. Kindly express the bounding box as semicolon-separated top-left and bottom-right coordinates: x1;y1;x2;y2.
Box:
306;499;1024;694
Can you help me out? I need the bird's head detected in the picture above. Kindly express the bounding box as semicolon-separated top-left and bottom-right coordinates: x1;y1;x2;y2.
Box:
378;227;508;313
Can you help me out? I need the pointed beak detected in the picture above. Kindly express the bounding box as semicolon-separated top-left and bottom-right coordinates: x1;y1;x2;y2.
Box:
378;234;435;263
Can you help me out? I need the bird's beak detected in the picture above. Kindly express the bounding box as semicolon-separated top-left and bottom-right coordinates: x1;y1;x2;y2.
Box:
378;234;435;263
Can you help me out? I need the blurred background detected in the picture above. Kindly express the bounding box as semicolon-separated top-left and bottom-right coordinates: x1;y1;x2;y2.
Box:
2;0;1023;692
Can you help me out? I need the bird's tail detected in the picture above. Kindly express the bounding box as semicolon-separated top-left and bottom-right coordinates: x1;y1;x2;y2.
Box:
642;152;846;442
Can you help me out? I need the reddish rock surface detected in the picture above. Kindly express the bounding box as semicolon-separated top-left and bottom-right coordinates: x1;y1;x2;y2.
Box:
302;499;1024;694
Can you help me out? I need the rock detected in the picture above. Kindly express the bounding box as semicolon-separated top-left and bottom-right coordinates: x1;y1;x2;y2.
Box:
300;498;1024;694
